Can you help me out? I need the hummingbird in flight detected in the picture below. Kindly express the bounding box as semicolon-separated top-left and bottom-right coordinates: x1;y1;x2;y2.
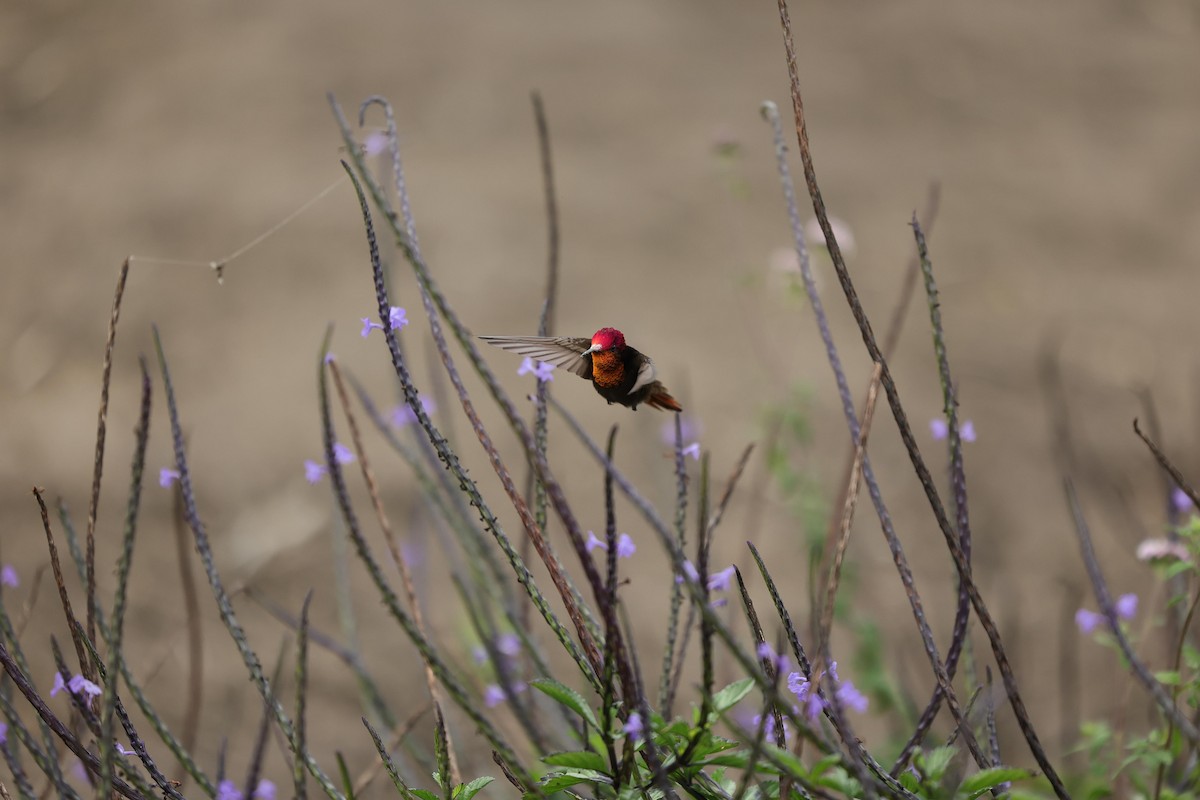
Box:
481;327;682;412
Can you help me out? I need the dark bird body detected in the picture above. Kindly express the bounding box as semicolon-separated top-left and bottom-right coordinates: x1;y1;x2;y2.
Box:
480;327;682;411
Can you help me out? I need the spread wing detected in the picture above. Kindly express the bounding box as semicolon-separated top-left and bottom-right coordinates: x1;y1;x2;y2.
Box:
479;335;593;378
629;351;657;394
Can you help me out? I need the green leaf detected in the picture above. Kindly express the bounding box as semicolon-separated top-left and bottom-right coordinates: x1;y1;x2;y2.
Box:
411;791;439;800
916;746;957;783
712;678;756;713
1155;670;1182;686
529;678;599;730
336;752;358;800
454;777;494;800
539;769;612;793
957;767;1029;797
542;752;608;771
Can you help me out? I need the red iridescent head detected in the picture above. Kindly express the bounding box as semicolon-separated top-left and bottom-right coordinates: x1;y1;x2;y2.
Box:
591;327;626;351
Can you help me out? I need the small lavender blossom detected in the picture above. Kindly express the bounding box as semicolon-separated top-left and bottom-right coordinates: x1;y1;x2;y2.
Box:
803;690;825;720
787;671;810;700
750;711;790;744
391;395;436;427
660;417;701;445
496;633;521;657
930;417;976;442
1173;488;1195;514
960;420;976;442
303;460;327;484
756;642;789;673
675;560;700;584
517;357;555;382
361;318;381;338
217;779;244;800
254;779;276;800
115;743;133;756
362;130;389;157
1;564;18;588
681;443;701;461
71;760;88;783
158;468;181;489
585;531;606;552
68;675;102;698
708;566;736;592
471;646;488;664
615;533;636;558
50;671;66;697
1116;593;1138;620
389;307;408;331
0;721;7;745
333;442;356;465
1137;538;1191;563
483;684;506;708
623;712;644;740
323;352;335;365
836;680;869;713
1075;608;1104;634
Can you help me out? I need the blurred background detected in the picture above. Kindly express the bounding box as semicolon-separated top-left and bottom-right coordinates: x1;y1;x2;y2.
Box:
2;0;1199;790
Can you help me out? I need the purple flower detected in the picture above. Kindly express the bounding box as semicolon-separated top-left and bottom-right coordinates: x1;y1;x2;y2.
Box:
0;721;7;745
585;531;607;552
708;566;736;592
391;395;436;427
71;760;88;783
615;533;636;559
675;560;700;584
1075;608;1104;634
333;442;356;465
661;417;702;446
496;633;521;657
361;318;381;338
217;780;244;800
787;672;810;700
623;712;644;740
50;671;66;697
471;646;488;664
362;130;389;157
756;642;789;673
749;711;790;744
518;357;555;382
68;675;101;698
115;743;133;756
1116;593;1138;620
389;307;408;331
323;352;335;365
254;780;276;800
803;690;825;720
836;680;869;713
158;468;181;489
1;564;18;588
681;443;701;461
483;684;506;708
1173;488;1195;514
303;460;327;484
930;417;975;442
1137;538;1191;563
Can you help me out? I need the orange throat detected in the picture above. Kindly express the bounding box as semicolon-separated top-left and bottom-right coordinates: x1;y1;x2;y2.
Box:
590;350;625;388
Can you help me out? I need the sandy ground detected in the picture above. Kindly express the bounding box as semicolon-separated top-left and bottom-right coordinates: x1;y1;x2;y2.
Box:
2;0;1200;793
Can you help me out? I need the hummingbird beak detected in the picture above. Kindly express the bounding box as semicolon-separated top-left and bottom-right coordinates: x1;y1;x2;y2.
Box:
583;343;602;355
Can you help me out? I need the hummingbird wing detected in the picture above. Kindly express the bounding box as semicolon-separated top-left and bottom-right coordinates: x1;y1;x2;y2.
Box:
629;355;657;394
479;335;594;378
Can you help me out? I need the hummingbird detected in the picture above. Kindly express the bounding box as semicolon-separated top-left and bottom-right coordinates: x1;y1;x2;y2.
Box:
480;327;682;412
